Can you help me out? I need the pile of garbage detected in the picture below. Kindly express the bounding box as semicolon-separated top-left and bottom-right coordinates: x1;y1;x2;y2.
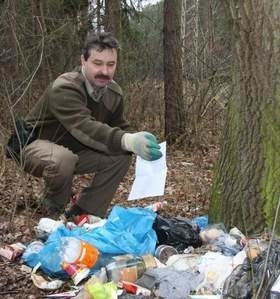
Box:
1;204;279;299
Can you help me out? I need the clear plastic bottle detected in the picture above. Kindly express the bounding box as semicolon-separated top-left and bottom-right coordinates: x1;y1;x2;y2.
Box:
60;237;99;268
105;254;157;283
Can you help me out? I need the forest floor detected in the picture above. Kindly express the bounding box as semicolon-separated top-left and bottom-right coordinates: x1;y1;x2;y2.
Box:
0;141;219;298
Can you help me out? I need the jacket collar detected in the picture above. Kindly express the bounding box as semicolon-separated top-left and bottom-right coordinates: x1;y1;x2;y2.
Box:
81;66;107;103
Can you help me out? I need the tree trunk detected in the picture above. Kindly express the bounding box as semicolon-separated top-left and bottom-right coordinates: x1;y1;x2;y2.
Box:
105;0;121;41
105;0;122;82
164;0;186;144
8;0;18;73
209;0;280;234
96;0;102;32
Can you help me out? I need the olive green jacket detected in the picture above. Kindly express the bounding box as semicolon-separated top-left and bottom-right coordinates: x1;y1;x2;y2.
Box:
25;70;130;154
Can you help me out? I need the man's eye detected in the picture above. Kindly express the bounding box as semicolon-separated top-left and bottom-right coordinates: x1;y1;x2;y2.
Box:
93;62;102;66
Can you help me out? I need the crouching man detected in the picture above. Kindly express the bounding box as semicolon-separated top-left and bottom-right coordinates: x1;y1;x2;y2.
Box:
10;31;162;220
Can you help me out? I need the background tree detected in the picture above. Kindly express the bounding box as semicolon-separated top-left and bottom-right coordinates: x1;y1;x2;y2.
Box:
163;0;186;144
209;0;280;234
105;0;122;81
180;0;232;147
105;0;121;40
0;0;89;130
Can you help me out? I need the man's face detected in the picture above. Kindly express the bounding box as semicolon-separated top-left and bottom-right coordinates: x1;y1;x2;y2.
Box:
81;48;117;88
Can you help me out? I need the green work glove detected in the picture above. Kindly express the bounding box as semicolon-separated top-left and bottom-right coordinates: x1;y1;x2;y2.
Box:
121;132;162;161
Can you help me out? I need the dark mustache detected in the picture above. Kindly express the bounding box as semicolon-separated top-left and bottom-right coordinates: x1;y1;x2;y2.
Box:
95;74;110;80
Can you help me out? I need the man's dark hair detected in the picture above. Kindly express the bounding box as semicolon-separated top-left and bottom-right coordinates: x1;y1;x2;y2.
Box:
82;31;120;61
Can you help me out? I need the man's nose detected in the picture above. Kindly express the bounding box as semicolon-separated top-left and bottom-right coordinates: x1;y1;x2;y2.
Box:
101;65;109;75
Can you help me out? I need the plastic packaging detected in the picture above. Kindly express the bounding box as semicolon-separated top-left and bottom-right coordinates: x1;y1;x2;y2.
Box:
245;238;268;260
166;254;201;271
105;254;157;283
200;226;244;256
120;281;151;296
229;227;246;239
223;239;280;299
74;268;108;299
74;214;103;227
61;262;90;285
86;281;118;299
31;263;64;290
271;274;280;298
22;240;44;264
192;215;209;230
43;289;80;298
74;281;118;299
199;226;225;243
23;207;157;277
153;215;202;251
34;218;64;239
60;237;99;268
145;201;167;212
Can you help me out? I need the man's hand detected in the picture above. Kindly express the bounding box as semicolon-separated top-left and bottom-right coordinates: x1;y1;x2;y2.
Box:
121;132;162;161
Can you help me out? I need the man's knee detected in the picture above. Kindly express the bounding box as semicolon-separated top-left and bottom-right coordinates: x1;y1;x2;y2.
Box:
23;140;78;177
50;147;78;177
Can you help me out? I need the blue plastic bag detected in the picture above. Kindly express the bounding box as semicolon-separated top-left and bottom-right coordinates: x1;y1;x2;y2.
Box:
22;206;157;277
192;215;209;230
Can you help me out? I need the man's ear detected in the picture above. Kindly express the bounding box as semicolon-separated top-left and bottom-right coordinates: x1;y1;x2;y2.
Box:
81;54;85;65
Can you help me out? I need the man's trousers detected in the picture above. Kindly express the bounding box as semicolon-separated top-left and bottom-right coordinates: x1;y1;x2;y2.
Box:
22;139;131;217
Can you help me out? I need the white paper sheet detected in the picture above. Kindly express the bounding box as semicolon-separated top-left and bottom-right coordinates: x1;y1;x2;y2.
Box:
128;142;167;200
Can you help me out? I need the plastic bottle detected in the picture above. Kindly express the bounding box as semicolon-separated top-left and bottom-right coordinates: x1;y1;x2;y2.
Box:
60;237;99;268
105;254;157;283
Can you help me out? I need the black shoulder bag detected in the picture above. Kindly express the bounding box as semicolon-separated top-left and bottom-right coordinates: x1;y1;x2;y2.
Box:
6;119;38;158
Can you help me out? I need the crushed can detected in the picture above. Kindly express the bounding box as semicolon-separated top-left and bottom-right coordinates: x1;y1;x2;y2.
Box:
0;242;26;261
154;245;178;264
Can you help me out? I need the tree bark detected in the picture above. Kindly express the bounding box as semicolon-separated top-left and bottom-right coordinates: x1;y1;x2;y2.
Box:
8;0;18;73
105;0;121;41
96;0;102;32
210;0;280;234
105;0;122;82
164;0;186;144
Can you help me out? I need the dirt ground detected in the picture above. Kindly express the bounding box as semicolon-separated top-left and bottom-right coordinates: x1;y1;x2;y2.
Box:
0;144;219;298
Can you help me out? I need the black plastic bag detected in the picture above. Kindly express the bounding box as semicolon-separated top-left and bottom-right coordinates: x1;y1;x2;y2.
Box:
6;119;38;158
222;239;280;299
153;215;202;251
